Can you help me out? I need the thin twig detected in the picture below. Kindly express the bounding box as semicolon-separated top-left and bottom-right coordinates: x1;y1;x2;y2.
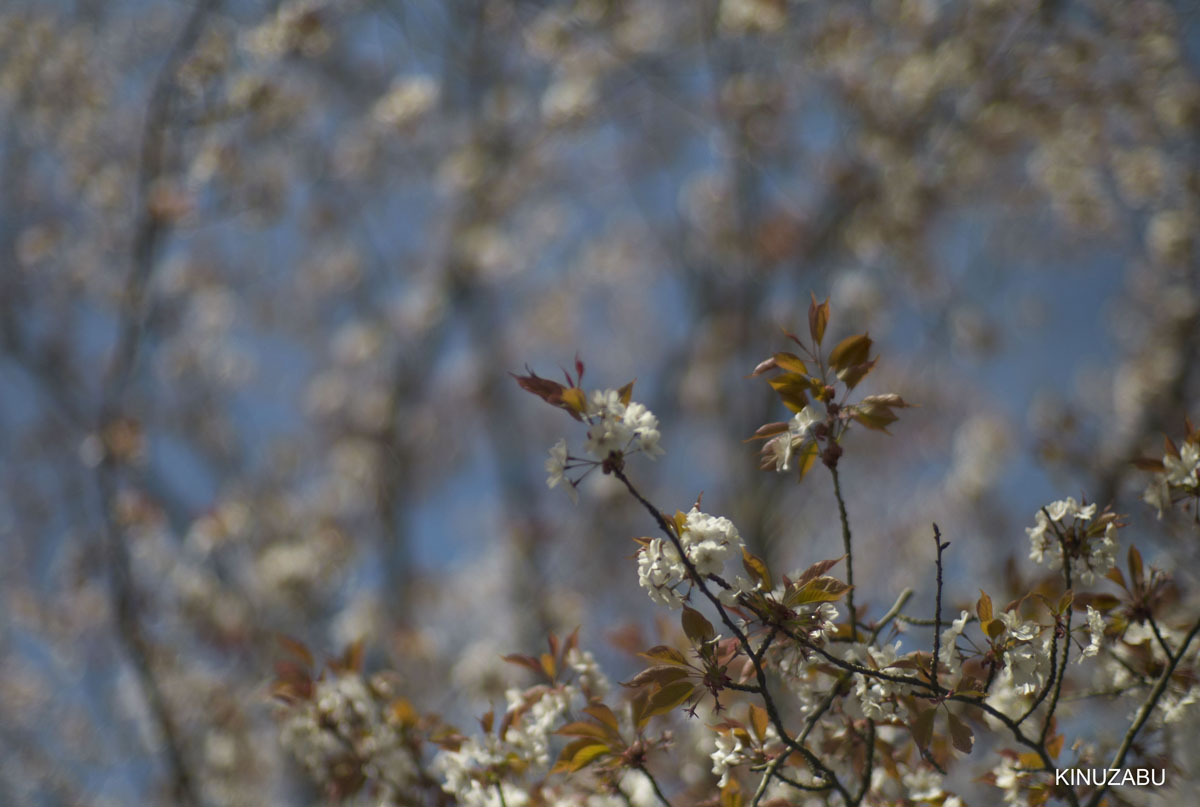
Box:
869;588;913;644
931;525;948;691
853;719;876;806
830;465;856;629
1147;615;1175;659
770;620;1081;807
637;765;673;807
1039;520;1074;745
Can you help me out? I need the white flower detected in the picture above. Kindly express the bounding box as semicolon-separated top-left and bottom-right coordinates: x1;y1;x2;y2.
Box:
991;756;1029;805
1080;523;1118;585
1165;442;1200;487
1006;639;1051;695
777;407;820;471
851;640;906;721
1144;476;1171;518
680;508;743;576
372;75;438;128
1027;510;1053;564
999;610;1038;642
940;610;971;677
566;647;610;697
1046;497;1095;522
637;508;743;607
813;602;838;636
1143;441;1199;518
1027;497;1115;582
903;765;946;800
710;731;748;787
1078;606;1104;662
545;439;568;490
582;390;664;460
1162;686;1199;723
637;538;687;608
624;401;664;458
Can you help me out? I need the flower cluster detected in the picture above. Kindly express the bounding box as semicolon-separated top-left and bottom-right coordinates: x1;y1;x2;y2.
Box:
435;684;579;807
583;389;663;462
429;635;613;807
709;730;749;787
278;323;1200;806
637;508;744;608
1026;497;1119;584
275;667;420;802
1143;427;1200;518
834;640;905;722
516;365;663;502
995;610;1053;696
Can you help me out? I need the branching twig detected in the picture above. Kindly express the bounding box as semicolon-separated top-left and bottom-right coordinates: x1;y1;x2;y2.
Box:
1084;617;1200;807
869;588;913;644
612;467;852;804
1039;518;1074;745
95;4;216;806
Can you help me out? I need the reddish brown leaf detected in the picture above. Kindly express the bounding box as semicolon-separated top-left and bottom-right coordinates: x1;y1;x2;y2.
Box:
809;293;830;346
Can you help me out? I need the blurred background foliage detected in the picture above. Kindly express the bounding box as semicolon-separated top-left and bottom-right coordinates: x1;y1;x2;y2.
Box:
1;0;1198;803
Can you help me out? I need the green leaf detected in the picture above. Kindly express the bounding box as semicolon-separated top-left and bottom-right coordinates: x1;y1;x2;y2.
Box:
747;421;789;441
621;665;692;689
556;721;612;741
721;778;744;807
1057;590;1074;615
772;352;808;374
767;373;812;413
748;704;769;743
639;645;690;666
948;712;974;755
852;393;910;431
829;333;872;373
911;704;935;750
1074;593;1121;612
640;681;696;722
682;606;716;644
1047;731;1064;759
809;293;830;346
795;557;845;587
785;576;852;607
839;358;878;390
794;440;819;481
551;738;611;774
1128;545;1144;583
741;548;772;591
976;591;994;624
630;689;651;729
583;703;621;734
